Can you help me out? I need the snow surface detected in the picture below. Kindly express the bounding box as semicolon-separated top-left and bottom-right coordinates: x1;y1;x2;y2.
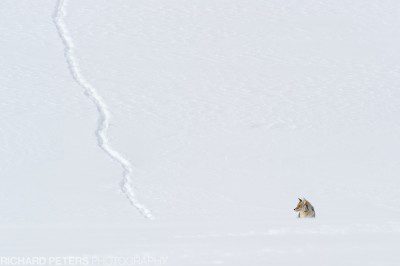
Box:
1;0;400;265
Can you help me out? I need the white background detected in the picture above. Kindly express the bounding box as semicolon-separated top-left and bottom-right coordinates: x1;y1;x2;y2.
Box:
1;0;400;265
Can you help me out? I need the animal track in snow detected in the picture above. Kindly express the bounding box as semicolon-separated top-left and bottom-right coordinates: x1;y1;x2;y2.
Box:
53;0;154;219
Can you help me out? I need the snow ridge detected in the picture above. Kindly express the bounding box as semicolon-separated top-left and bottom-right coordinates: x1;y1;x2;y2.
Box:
53;0;154;220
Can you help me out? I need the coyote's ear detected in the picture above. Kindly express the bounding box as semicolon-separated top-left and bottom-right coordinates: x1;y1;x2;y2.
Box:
298;198;302;202
305;204;309;211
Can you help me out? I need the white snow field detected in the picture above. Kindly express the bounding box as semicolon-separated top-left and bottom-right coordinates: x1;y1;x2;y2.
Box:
1;0;400;265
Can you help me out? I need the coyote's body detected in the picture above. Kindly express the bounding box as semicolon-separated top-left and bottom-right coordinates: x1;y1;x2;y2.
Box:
294;198;315;218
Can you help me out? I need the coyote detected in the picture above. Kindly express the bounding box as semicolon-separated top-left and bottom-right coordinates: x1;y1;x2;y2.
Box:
294;198;315;218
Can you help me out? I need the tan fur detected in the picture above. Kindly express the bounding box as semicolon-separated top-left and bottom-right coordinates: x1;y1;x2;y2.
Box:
294;198;315;218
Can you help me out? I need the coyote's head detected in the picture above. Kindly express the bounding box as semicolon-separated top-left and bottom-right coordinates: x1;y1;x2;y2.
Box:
294;198;315;218
294;198;309;212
